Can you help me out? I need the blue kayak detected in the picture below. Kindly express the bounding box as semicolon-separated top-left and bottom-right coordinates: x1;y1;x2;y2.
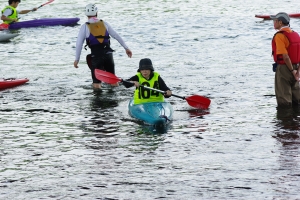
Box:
128;98;174;126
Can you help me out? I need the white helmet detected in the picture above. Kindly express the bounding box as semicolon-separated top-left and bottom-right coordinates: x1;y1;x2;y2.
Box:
85;4;98;16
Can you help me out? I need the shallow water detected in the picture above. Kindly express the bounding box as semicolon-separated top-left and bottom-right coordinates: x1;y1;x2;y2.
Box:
1;0;300;199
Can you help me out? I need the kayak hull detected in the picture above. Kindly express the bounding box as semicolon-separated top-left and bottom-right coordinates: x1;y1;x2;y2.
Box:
0;78;29;90
0;33;18;42
255;13;300;20
8;18;80;29
128;98;173;126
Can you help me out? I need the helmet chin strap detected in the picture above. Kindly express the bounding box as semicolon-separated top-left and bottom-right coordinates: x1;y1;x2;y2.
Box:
90;16;98;20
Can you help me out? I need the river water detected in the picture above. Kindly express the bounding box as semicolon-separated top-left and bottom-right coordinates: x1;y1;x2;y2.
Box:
1;0;300;199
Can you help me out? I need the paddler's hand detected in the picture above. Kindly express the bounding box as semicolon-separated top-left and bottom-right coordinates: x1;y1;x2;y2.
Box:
74;60;79;68
291;70;299;81
164;90;172;97
125;49;132;58
32;8;38;12
110;82;119;87
121;80;135;88
132;81;140;87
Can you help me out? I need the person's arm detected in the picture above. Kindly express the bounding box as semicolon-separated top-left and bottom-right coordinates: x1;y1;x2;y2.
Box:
74;25;87;68
1;14;17;22
19;8;37;14
282;54;293;71
122;75;139;88
283;54;299;80
158;76;172;97
104;21;132;58
1;9;17;22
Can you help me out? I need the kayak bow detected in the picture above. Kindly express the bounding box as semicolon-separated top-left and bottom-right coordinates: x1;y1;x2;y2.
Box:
0;78;29;90
128;98;174;126
0;17;80;30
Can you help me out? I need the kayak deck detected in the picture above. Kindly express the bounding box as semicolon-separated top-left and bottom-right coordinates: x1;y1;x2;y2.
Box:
0;78;29;90
1;17;80;30
128;98;173;126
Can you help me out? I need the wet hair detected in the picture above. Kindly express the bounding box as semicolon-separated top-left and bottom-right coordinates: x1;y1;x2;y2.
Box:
9;0;20;4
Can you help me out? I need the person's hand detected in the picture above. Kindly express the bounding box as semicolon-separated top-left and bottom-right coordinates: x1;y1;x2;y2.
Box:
292;70;299;81
164;90;172;97
294;70;300;82
133;81;139;87
125;49;132;58
32;8;37;11
110;82;119;87
74;60;79;68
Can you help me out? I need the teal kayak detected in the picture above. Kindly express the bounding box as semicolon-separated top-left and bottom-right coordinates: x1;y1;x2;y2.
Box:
128;98;173;126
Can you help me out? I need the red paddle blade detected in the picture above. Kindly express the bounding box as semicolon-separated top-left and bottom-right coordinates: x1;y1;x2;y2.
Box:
185;95;211;109
94;69;121;84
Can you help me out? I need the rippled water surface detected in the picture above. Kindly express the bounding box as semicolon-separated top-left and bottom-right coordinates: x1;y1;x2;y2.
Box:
1;0;300;199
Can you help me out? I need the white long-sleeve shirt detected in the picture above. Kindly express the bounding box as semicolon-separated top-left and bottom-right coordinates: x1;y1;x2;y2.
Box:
75;17;129;61
2;8;20;17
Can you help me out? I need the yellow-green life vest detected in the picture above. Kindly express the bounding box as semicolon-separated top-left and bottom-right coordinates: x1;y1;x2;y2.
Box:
1;6;18;24
133;72;165;104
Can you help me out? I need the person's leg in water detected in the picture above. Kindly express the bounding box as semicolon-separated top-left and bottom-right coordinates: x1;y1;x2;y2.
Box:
103;53;118;87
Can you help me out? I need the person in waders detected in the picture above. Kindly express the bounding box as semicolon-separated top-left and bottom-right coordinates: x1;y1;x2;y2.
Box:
73;3;132;90
271;12;300;107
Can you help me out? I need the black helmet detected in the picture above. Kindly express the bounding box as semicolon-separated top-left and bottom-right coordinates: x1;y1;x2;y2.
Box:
138;58;154;72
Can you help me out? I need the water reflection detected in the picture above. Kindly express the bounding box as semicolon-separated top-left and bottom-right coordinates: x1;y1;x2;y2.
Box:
273;106;300;145
126;131;167;152
272;107;300;198
89;90;119;111
187;108;210;118
78;90;121;136
135;123;172;135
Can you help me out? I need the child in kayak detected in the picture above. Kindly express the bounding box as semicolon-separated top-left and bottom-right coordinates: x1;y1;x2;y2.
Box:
1;0;37;24
123;58;172;104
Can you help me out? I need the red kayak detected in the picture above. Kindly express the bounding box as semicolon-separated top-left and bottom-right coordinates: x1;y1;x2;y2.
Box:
255;13;300;20
0;78;29;90
0;23;9;30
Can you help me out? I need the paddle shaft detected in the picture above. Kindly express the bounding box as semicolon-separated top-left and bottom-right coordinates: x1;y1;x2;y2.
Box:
94;69;211;109
38;0;54;9
28;0;54;13
122;79;185;100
